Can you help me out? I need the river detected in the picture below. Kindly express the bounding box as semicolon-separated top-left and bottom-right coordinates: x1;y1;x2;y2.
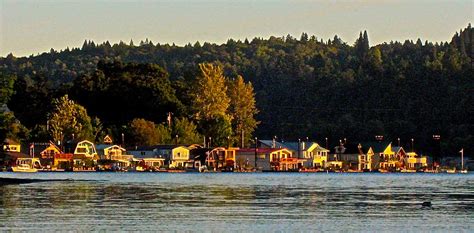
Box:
0;172;472;232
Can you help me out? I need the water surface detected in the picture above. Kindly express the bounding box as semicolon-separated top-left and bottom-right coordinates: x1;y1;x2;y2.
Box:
0;172;472;232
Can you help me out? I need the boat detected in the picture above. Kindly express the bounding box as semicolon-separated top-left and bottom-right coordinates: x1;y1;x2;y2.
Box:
11;164;38;173
446;168;456;174
167;169;186;173
10;158;41;173
460;169;468;174
424;169;438;173
401;169;417;173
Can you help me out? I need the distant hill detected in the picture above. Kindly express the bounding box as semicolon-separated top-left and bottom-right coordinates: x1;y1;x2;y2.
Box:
1;24;472;156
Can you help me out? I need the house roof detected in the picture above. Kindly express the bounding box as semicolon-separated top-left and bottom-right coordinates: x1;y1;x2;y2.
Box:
259;140;288;149
391;146;405;153
361;141;392;153
333;143;363;154
3;138;20;145
314;144;330;152
1;151;31;159
127;144;188;151
96;144;125;151
30;142;61;157
238;148;290;153
259;140;325;152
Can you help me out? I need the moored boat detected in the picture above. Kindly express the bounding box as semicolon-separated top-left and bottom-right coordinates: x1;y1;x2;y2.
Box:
446;168;456;174
11;164;38;173
401;169;417;173
10;158;41;173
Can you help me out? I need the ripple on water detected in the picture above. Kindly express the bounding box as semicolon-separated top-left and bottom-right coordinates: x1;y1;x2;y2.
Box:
0;172;473;232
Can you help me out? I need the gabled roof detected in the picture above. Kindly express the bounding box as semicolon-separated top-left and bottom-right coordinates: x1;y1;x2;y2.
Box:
391;146;406;154
361;141;392;153
313;145;330;152
259;140;325;152
30;142;62;157
259;140;288;149
103;135;113;144
95;144;125;151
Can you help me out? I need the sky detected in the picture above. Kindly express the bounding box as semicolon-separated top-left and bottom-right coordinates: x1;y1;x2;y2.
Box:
0;0;472;57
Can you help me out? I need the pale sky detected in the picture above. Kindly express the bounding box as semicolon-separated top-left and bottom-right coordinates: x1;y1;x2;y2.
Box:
1;0;472;57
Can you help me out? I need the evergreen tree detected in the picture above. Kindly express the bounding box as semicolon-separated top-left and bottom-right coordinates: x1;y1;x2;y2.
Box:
300;32;309;42
355;31;370;59
459;33;467;57
363;30;370;52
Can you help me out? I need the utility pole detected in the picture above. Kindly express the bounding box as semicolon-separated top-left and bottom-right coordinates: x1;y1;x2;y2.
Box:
254;137;258;170
298;138;301;159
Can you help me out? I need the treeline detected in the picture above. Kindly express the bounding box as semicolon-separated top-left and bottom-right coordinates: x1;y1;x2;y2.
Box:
1;24;473;156
1;62;258;148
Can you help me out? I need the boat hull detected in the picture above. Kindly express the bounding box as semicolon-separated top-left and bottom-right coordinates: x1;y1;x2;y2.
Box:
11;167;38;173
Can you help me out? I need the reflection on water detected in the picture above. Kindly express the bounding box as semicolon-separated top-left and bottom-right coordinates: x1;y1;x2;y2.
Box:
0;173;473;232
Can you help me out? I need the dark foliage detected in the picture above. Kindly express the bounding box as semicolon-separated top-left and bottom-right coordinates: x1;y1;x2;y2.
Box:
1;24;472;157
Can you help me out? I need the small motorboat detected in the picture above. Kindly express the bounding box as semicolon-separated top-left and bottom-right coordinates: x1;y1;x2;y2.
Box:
10;158;41;173
11;164;38;173
446;168;456;174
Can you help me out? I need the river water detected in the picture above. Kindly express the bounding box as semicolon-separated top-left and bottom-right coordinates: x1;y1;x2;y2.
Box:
0;172;472;232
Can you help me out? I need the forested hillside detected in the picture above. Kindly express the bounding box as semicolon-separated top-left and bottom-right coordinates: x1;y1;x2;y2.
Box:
1;24;472;156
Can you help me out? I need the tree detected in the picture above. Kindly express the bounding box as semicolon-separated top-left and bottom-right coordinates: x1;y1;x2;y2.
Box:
202;115;233;147
192;63;231;120
366;47;383;74
171;117;201;145
1;25;473;156
355;30;370;59
0;74;16;105
8;74;54;128
0;112;29;142
191;63;233;146
228;75;259;147
48;95;94;143
127;118;170;146
72;61;184;124
91;117;104;142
